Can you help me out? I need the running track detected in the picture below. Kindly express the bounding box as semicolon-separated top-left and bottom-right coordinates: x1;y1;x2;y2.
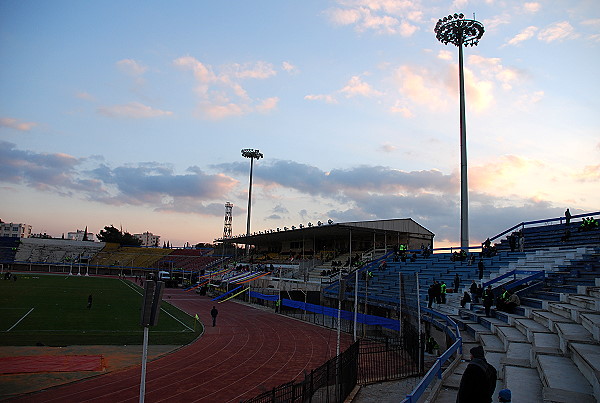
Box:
10;288;352;402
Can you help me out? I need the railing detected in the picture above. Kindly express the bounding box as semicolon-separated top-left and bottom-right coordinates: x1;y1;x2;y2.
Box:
488;211;600;243
483;269;545;291
403;308;462;403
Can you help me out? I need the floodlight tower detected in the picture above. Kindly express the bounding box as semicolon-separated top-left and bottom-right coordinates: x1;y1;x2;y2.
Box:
241;149;263;255
434;13;484;251
223;202;233;239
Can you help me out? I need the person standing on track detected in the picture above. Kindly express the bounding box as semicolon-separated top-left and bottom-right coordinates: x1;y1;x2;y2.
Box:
211;306;218;327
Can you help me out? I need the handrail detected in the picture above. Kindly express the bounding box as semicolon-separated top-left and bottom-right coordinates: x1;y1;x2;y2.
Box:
488;211;600;243
483;270;545;290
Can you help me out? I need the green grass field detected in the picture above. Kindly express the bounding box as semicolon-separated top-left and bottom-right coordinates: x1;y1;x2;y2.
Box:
0;274;202;346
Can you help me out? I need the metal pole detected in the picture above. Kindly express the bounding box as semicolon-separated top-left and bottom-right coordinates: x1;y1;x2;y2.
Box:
416;272;422;372
398;273;402;335
353;264;358;341
458;37;469;251
139;326;149;403
245;157;254;256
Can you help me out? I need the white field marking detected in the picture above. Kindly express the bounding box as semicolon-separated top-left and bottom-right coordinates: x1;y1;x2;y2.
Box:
6;308;34;332
120;279;193;332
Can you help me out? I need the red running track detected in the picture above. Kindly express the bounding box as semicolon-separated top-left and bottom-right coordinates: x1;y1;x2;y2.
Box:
10;288;352;403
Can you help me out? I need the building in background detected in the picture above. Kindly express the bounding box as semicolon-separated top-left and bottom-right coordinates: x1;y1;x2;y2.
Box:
134;231;160;247
67;229;96;242
0;220;33;238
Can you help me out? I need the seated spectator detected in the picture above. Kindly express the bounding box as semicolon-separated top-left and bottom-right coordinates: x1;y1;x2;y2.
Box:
460;291;472;308
503;292;520;313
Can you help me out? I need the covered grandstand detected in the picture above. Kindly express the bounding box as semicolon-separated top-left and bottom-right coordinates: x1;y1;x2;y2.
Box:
216;218;435;260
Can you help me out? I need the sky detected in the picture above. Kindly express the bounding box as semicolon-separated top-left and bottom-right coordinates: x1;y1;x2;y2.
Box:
1;0;599;247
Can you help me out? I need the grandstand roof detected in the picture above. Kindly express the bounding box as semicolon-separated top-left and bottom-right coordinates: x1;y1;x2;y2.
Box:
217;218;434;246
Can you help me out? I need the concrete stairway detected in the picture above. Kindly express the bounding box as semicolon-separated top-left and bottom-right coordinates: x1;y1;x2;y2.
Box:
431;279;600;402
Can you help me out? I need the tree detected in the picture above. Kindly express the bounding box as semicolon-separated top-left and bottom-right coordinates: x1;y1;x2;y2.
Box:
97;225;142;246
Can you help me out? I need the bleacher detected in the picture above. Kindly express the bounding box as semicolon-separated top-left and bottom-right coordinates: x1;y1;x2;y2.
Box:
13;238;105;265
89;244;171;269
0;236;20;264
157;249;219;271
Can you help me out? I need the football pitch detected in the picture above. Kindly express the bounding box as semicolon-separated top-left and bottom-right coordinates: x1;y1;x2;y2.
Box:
0;274;202;346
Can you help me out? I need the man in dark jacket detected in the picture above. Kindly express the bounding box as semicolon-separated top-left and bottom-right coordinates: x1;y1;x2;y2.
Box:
457;346;497;403
210;306;218;327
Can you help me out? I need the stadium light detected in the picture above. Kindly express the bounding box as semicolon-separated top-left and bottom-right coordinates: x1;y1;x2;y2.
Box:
241;149;263;255
434;13;484;251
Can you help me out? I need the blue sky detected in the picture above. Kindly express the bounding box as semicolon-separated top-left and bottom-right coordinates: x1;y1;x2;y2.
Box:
1;0;599;247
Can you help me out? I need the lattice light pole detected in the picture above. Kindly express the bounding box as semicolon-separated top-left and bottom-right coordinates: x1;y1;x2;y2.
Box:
241;149;263;255
223;202;233;239
434;13;484;251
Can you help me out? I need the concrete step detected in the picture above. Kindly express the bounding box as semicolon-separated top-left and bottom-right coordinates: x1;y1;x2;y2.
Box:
479;333;505;353
502;342;533;368
484;351;504;380
570;343;600;401
514;317;552;342
496;325;528;350
580;312;600;342
549;302;594;323
532;310;573;331
504;365;543;403
532;332;562;355
567;294;599;310
537;354;595;402
555;322;595;354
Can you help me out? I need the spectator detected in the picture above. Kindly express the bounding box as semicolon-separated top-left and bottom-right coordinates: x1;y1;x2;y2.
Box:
440;282;447;304
470;280;478;303
478;259;485;280
456;346;497;403
518;231;525;252
210;306;219;327
428;284;435;309
453;273;460;293
483;286;494;318
460;291;471;308
565;208;571;225
498;389;512;402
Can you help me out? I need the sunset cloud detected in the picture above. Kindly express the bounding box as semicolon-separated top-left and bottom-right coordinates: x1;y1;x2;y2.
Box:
97;102;173;119
0;117;37;131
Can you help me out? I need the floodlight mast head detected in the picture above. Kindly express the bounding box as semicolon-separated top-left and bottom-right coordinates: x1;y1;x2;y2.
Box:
241;149;263;160
434;13;484;47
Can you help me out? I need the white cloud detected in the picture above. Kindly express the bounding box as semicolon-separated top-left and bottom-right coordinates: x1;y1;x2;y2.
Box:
468;55;524;90
505;26;538;46
75;92;96;102
392;65;448;111
538;21;579;42
97;102;173;119
379;143;397;153
324;1;419;37
116;59;147;76
173;56;279;119
340;75;382;98
389;101;414;118
0;117;37;131
437;50;453;61
256;97;279;113
523;2;541;13
304;94;338;104
282;61;299;74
